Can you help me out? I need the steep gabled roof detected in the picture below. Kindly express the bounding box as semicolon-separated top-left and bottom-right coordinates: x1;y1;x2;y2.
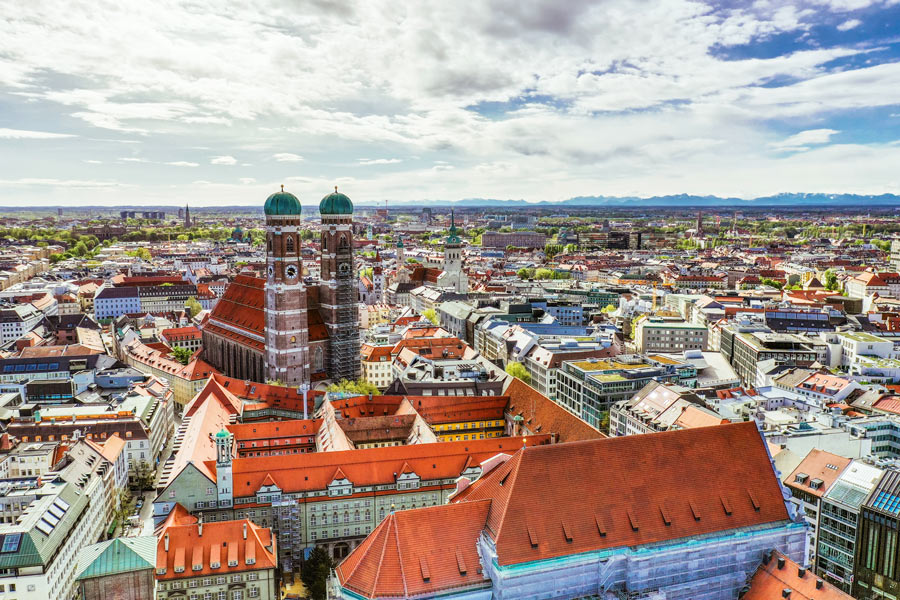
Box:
455;421;790;566
336;500;492;598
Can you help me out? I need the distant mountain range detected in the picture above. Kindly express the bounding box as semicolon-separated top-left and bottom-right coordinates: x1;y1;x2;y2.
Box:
3;193;899;212
371;192;900;208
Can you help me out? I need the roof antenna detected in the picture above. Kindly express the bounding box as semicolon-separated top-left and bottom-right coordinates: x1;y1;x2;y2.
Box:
335;185;338;193
280;184;284;192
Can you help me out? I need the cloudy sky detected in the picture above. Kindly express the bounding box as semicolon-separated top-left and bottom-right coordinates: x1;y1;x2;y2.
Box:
1;0;900;207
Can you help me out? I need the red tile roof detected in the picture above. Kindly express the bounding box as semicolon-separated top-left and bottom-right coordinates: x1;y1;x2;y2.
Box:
743;550;852;600
337;500;492;598
226;435;549;495
503;377;604;443
454;421;790;566
785;449;851;499
157;511;276;580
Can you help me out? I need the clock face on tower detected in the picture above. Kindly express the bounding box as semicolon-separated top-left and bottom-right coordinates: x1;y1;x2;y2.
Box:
339;262;350;275
286;264;298;280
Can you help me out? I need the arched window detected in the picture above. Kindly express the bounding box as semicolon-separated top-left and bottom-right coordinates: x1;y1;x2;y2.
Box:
286;235;294;254
322;235;327;251
267;237;272;252
314;347;324;372
339;235;348;249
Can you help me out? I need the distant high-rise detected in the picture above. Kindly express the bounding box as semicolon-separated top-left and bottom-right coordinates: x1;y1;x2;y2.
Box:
696;209;703;236
57;208;63;218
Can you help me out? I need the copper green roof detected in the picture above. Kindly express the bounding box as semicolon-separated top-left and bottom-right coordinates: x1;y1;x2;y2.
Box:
264;186;302;216
215;428;230;438
75;537;156;580
320;186;354;215
446;209;462;245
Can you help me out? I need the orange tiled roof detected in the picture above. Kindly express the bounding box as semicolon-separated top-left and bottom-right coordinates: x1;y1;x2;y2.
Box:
337;500;492;598
743;550;852;600
455;421;791;566
785;449;851;498
227;435;549;495
503;377;604;443
157;511;276;580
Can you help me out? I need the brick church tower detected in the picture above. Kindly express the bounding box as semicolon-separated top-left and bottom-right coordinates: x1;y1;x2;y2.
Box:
319;187;360;381
263;186;310;386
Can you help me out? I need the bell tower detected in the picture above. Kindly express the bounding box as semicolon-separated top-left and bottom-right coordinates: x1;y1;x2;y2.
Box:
263;185;309;386
319;186;361;382
214;428;233;507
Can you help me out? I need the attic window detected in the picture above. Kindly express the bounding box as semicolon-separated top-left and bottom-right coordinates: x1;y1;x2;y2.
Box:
455;547;467;575
595;514;607;537
627;510;639;532
810;478;824;490
721;496;733;516
499;472;510;487
527;524;539;548
689;501;701;522
794;473;808;484
659;506;671;527
748;490;761;512
420;557;431;582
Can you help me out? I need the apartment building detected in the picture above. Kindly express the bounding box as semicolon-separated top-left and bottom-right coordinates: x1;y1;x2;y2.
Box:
634;317;708;353
555;354;697;429
816;460;883;593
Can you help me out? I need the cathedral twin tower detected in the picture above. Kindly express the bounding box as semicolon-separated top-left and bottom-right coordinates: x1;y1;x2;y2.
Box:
263;186;360;386
202;186;360;389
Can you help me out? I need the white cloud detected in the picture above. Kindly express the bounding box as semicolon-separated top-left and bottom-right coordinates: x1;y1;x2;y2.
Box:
837;18;862;30
272;153;304;162
770;128;840;151
0;178;123;188
358;158;403;165
0;128;75;139
119;157;150;163
83;159;103;164
166;161;199;167
0;0;898;204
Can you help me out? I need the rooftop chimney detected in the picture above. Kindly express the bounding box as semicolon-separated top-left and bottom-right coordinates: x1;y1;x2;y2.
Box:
782;589;791;599
798;567;806;578
816;579;824;590
243;523;247;540
777;556;785;570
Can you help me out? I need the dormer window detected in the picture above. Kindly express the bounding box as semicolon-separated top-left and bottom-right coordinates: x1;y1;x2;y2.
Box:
794;473;808;484
810;478;824;490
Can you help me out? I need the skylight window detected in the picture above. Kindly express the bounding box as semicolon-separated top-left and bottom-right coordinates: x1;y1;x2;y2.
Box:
0;533;21;553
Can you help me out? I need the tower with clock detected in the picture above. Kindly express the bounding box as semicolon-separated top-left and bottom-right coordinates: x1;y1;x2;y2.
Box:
319;186;361;382
262;185;310;385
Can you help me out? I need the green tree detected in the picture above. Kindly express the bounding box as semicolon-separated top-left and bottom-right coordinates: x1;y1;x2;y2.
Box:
126;247;152;260
824;269;839;291
301;546;335;600
327;379;380;396
422;308;439;325
517;267;535;280
171;346;193;365
505;361;531;384
600;304;617;314
131;460;155;491
185;296;202;318
113;489;137;532
760;277;784;290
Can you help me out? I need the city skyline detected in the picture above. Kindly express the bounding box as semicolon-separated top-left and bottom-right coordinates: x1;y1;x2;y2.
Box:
2;0;900;206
